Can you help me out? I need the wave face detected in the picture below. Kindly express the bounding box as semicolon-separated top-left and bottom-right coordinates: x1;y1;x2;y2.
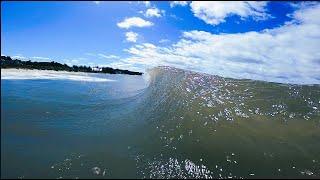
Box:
139;66;319;124
129;66;320;178
2;66;320;179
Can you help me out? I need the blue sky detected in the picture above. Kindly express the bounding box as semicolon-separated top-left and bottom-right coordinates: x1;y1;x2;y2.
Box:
1;1;320;84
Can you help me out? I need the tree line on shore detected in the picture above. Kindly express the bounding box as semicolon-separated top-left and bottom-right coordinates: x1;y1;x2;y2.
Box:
1;56;143;75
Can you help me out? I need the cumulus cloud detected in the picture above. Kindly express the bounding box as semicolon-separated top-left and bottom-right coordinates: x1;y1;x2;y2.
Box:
117;17;153;29
121;3;320;84
170;1;188;8
145;7;164;18
190;1;270;25
290;2;320;24
125;31;138;42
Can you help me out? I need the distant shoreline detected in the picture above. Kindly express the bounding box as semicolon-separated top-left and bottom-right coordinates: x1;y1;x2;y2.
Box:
1;56;143;75
2;68;99;74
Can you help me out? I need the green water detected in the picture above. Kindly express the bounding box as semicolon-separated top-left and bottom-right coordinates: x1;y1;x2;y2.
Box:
1;67;320;178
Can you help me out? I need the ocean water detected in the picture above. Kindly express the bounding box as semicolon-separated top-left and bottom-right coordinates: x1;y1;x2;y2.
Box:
1;67;320;179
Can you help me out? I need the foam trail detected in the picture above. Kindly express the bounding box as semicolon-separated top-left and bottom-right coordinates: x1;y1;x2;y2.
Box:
1;69;116;82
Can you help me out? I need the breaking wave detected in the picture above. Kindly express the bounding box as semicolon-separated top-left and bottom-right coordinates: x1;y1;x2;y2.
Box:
3;66;320;178
128;66;320;178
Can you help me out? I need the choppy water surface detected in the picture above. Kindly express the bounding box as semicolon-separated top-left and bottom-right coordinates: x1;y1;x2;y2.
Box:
1;67;320;179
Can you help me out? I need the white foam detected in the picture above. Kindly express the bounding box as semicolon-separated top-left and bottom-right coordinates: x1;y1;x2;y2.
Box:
1;69;116;82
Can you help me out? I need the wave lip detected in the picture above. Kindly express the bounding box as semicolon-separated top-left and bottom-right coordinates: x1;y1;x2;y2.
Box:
1;69;116;82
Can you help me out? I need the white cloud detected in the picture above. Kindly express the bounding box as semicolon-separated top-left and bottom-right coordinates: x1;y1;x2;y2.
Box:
10;55;51;61
170;1;188;8
12;55;27;60
190;1;270;25
85;53;96;56
63;57;89;66
31;56;50;60
121;3;320;84
64;59;80;66
125;31;138;42
144;1;151;7
145;7;164;18
138;1;151;7
117;17;153;29
107;61;141;72
93;1;100;5
70;59;79;64
290;2;320;24
170;14;183;21
159;39;170;43
98;54;120;59
84;53;119;60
